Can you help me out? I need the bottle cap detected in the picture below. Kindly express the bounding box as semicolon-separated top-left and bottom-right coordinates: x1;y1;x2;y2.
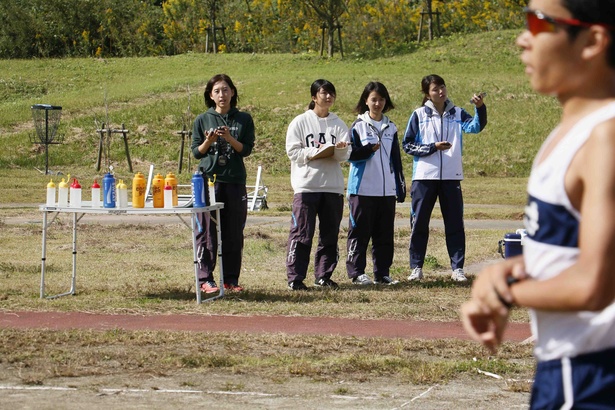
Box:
134;172;144;179
164;183;173;190
92;179;100;189
71;178;81;189
47;179;55;188
117;180;127;189
59;178;69;188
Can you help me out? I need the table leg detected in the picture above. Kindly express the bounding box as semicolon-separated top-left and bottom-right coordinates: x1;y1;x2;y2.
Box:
43;212;78;299
215;207;225;293
191;213;201;304
40;211;48;298
69;212;77;295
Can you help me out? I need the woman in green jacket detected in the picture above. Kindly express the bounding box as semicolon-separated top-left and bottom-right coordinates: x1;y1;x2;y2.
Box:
192;74;255;293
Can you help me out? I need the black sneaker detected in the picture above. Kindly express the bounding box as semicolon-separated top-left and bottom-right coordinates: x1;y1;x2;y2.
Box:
374;276;400;285
314;278;339;289
288;280;308;291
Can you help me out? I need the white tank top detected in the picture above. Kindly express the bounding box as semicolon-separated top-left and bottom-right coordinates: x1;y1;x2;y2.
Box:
524;101;615;361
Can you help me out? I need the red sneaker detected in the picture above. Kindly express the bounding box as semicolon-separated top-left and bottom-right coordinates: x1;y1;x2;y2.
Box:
200;281;219;294
223;283;244;292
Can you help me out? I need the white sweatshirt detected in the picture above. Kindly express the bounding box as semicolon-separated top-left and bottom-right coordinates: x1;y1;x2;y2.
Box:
286;110;350;194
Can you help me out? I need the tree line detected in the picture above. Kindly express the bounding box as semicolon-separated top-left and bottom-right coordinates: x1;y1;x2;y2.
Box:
0;0;525;59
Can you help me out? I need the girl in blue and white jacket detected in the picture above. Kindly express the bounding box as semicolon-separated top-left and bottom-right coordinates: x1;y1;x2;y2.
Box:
346;82;406;286
403;74;487;283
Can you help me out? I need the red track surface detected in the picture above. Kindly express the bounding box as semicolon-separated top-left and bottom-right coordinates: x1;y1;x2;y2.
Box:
0;311;532;341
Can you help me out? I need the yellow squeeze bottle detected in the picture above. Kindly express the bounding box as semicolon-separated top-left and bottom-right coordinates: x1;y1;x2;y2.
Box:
132;172;146;208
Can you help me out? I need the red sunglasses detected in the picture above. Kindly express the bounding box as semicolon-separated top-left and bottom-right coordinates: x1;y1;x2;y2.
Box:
524;7;615;35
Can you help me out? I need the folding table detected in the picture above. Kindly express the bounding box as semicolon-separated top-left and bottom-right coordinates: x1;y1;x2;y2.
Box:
39;202;225;303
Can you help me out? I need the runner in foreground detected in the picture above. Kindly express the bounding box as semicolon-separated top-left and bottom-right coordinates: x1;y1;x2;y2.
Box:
461;0;615;408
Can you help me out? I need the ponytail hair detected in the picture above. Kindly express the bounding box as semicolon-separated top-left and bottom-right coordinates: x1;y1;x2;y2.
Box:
308;79;336;110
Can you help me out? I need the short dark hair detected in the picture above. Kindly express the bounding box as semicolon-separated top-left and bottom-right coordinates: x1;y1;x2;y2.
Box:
420;74;446;105
204;74;239;109
562;0;615;67
308;79;336;110
354;81;395;114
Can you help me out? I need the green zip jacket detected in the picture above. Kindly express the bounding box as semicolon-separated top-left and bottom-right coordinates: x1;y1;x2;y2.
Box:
191;107;255;184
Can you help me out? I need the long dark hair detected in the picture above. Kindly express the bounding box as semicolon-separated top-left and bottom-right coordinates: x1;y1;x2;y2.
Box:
563;0;615;67
204;74;239;109
354;81;395;114
420;74;446;105
308;79;336;110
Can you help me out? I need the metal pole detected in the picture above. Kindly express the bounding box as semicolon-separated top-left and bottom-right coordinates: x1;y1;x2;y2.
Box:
192;212;201;303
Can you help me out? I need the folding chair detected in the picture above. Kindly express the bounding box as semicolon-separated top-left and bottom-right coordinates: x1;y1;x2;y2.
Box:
246;165;268;211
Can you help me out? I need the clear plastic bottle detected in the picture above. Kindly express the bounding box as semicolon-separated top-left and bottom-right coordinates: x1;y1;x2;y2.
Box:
116;180;128;208
91;179;101;208
164;183;173;209
58;178;69;207
46;179;56;207
70;178;82;208
208;175;216;206
165;172;178;206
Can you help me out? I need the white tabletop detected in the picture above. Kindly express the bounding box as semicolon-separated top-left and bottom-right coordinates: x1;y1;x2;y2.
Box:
39;201;224;215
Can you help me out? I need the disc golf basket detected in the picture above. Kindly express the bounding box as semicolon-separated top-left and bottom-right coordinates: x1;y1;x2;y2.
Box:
30;104;64;175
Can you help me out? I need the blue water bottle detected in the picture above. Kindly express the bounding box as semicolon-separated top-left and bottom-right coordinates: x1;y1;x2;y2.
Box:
191;170;206;208
103;172;116;208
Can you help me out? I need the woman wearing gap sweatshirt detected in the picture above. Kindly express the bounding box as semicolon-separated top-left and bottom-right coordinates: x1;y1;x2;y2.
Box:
285;79;351;291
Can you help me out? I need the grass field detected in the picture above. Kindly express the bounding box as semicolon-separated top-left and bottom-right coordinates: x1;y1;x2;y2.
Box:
0;29;546;407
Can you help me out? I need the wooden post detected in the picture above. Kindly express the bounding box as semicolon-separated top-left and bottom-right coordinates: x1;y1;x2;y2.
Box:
206;28;210;54
320;23;343;57
220;25;227;51
95;123;133;172
206;26;228;53
320;23;326;56
96;123;105;171
176;125;192;174
121;123;133;173
417;8;440;42
336;24;344;58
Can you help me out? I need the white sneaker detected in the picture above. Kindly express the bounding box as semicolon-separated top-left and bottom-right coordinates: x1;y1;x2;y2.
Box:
352;274;373;285
451;268;468;282
408;267;423;281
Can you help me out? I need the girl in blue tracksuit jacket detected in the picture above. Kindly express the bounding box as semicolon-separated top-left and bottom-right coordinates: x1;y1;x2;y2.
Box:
402;74;487;283
346;82;406;286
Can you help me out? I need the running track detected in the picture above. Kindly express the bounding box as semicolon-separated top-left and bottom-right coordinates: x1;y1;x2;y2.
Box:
0;311;532;342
